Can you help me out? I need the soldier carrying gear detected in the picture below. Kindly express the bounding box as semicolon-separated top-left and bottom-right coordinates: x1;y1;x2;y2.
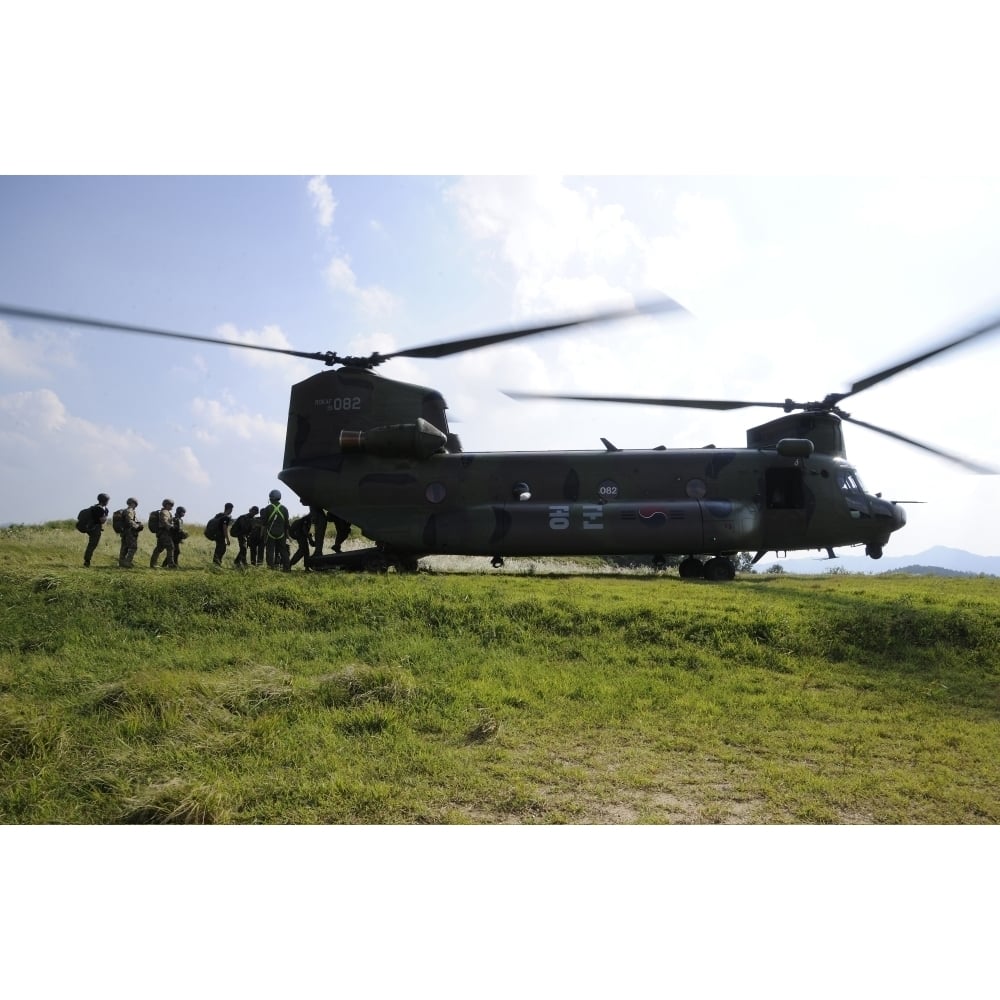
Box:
83;492;111;567
150;499;177;569
118;497;144;568
210;502;235;566
171;506;189;566
232;505;259;568
263;492;290;571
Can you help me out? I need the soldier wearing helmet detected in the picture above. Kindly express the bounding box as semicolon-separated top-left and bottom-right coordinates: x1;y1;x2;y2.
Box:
150;498;177;569
83;492;111;567
118;496;144;568
263;490;291;571
171;506;189;566
232;505;259;568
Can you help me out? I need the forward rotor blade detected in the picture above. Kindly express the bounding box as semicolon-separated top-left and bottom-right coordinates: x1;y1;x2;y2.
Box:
845;309;1000;399
389;297;687;361
840;414;998;474
504;390;788;411
0;304;330;362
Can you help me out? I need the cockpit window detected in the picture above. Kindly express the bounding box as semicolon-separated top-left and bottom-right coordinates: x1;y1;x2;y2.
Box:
838;470;866;493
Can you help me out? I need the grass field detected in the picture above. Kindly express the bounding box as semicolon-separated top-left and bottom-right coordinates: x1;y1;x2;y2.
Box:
2;521;999;824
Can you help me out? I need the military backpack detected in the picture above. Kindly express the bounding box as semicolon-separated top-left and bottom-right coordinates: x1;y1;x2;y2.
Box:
112;509;127;535
75;507;94;533
231;513;252;539
204;514;223;541
148;510;160;532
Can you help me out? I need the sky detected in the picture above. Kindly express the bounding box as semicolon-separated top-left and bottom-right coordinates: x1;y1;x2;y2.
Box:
2;175;1000;559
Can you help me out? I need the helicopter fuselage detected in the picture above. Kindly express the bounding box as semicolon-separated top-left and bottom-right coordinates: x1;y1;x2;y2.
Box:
280;444;904;562
276;367;905;566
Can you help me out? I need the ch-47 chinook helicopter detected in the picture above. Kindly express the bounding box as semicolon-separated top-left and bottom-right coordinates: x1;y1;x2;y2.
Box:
2;299;998;579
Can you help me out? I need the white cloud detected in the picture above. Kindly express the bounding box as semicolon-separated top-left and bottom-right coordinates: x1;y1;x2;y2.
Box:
190;395;286;445
215;321;315;383
642;193;747;305
324;254;395;316
0;389;156;520
0;322;78;379
446;176;645;317
167;445;211;487
307;175;336;228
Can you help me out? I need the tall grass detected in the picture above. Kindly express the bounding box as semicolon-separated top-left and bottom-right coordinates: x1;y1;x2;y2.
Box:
2;523;999;823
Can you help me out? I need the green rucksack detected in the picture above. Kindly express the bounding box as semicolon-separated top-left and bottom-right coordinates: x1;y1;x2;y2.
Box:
112;509;127;535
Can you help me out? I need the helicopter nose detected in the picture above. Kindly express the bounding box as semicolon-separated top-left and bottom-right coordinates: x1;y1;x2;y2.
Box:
893;503;907;530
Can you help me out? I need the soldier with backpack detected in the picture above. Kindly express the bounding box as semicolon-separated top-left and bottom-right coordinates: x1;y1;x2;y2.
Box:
149;499;177;569
263;489;291;571
80;492;110;567
117;497;144;568
171;506;189;567
231;505;259;568
206;502;234;566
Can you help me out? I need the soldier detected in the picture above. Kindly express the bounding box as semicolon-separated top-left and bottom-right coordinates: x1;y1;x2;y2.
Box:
150;498;177;569
263;489;291;571
171;506;189;566
288;512;314;570
83;492;110;567
118;497;144;568
232;505;258;568
249;509;265;566
211;502;235;566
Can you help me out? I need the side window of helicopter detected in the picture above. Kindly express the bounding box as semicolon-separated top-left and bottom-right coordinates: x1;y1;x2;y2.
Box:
764;468;804;510
837;471;865;493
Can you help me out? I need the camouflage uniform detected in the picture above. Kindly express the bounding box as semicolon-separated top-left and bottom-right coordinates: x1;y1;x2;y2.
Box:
118;498;144;568
150;500;177;568
171;507;188;567
83;493;110;567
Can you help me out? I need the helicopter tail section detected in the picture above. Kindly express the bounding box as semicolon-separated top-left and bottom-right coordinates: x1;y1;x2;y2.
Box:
282;366;455;469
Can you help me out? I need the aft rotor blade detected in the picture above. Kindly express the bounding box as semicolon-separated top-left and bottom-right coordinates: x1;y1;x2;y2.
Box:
841;414;998;474
845;309;1000;399
0;304;331;362
389;297;688;361
504;389;788;411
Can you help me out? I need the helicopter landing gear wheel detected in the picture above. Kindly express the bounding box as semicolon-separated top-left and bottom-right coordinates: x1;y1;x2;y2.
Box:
703;557;736;581
652;553;666;570
490;555;505;568
678;557;704;579
707;557;737;581
865;544;883;559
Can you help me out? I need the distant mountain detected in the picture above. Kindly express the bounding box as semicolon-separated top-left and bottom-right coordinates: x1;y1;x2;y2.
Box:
755;546;1000;577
